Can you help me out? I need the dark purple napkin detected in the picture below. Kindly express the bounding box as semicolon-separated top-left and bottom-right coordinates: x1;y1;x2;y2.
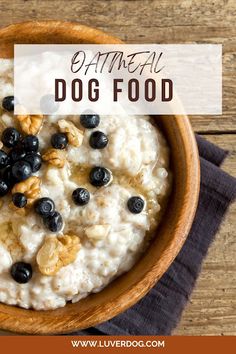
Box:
75;135;236;335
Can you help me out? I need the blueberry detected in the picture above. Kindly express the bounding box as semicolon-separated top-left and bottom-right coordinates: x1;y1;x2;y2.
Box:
0;179;9;196
72;188;90;206
12;161;32;182
2;96;15;112
127;196;145;214
12;193;27;208
80;113;100;129
23;135;39;152
40;94;59;114
43;211;63;232
89;166;111;187
51;133;68;150
89;131;108;149
34;197;55;217
0;150;9;170
9;147;26;163
1;127;21;148
24;152;42;172
10;262;32;284
2;165;16;187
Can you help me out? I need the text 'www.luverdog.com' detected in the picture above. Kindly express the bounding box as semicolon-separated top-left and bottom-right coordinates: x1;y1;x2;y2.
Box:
71;339;165;349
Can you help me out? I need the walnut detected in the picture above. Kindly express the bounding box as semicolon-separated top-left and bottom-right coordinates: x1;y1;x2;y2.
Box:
16;114;44;135
57;235;81;266
85;224;111;242
42;148;66;168
36;234;81;276
0;141;3;149
58;119;83;147
36;236;61;276
12;176;41;205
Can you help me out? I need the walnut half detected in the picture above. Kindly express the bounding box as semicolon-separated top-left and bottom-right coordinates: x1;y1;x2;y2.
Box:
42;148;66;168
16;114;44;135
36;234;81;276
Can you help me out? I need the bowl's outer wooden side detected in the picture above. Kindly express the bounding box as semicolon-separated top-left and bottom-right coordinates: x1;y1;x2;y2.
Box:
0;21;200;334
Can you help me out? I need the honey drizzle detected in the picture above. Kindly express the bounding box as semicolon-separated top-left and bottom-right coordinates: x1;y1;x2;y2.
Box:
0;221;24;261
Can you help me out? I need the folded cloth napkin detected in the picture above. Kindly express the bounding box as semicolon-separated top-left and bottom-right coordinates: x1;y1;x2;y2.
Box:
75;135;236;335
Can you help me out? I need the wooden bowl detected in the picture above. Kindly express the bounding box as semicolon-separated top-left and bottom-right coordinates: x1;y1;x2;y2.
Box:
0;21;200;334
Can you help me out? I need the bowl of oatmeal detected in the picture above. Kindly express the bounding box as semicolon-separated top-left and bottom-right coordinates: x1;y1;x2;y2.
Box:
0;21;200;334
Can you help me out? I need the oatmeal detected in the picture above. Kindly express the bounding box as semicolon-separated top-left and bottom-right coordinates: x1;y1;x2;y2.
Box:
0;59;171;310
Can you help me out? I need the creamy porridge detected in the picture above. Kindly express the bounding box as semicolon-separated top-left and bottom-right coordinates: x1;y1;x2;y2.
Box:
0;59;171;310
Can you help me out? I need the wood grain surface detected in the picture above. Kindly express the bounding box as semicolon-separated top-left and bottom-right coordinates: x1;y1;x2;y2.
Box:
0;0;235;336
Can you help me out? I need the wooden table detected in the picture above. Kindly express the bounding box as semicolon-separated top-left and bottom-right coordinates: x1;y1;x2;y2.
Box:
0;0;235;336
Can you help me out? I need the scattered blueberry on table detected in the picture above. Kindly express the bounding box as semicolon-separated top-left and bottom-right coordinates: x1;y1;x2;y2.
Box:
89;131;108;149
127;196;145;214
10;262;32;284
12;192;27;208
72;187;90;206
